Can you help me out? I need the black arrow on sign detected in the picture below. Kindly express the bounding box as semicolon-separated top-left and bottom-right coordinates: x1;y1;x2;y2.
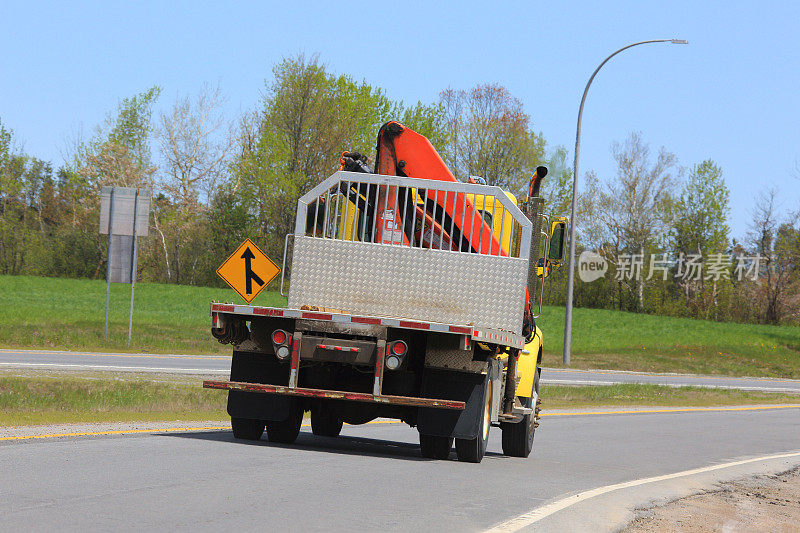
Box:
240;247;265;294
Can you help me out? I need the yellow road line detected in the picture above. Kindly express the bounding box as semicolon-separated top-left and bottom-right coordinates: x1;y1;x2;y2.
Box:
0;426;231;441
540;404;800;417
545;367;800;384
0;419;401;442
5;407;798;441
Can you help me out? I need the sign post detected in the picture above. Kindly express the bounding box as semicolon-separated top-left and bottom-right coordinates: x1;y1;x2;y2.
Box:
100;186;151;344
127;189;140;345
104;188;116;339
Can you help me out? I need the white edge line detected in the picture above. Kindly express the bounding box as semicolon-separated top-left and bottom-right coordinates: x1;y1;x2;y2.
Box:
484;450;800;532
0;362;228;373
540;378;800;392
541;367;800;385
0;348;227;359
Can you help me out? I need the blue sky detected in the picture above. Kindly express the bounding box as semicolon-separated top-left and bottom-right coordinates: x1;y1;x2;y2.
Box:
1;1;798;239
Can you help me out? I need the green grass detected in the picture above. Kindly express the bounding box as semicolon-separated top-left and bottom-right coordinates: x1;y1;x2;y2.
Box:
537;305;800;378
2;374;798;427
0;275;285;355
540;383;800;410
2;275;800;378
0;374;227;426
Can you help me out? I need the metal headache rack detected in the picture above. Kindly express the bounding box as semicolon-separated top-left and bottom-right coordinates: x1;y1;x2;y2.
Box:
282;171;533;333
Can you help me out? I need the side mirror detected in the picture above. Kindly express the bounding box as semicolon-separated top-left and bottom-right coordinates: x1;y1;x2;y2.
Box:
536;257;551;278
547;219;567;264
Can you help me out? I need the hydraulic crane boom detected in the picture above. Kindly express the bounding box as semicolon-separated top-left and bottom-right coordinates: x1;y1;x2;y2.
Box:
340;120;539;339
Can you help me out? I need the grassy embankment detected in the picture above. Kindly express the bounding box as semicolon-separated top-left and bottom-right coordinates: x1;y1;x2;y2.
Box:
2;275;800;377
0;374;227;426
0;275;285;355
2;373;799;427
536;306;800;378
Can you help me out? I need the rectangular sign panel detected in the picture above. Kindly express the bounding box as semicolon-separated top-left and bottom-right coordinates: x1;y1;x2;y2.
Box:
100;186;151;236
109;235;134;283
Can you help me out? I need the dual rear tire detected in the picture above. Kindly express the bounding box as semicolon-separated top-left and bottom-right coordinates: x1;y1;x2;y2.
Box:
420;376;493;463
311;404;344;437
419;434;453;459
266;406;304;443
231;405;304;444
231;417;264;441
500;367;540;458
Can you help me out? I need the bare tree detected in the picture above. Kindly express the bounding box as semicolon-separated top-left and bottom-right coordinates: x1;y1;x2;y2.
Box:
156;84;235;283
79;141;155;189
583;132;677;310
158;83;234;208
439;84;545;195
747;189;799;324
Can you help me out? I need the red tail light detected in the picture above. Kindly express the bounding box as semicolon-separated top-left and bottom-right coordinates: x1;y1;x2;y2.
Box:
390;340;407;356
272;329;287;345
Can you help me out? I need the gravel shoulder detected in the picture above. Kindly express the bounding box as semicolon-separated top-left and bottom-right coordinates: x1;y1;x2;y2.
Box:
624;467;800;532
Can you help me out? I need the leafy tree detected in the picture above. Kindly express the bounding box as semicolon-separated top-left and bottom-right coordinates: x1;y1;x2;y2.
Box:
233;54;399;258
672;160;730;254
670;160;731;318
398;101;447;151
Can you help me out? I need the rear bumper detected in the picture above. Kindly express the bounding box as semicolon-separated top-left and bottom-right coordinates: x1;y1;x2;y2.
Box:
209;303;526;349
203;380;465;410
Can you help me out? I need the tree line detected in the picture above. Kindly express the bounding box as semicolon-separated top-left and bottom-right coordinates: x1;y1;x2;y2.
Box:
0;54;797;325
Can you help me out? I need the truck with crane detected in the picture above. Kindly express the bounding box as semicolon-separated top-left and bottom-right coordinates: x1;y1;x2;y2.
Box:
204;121;566;463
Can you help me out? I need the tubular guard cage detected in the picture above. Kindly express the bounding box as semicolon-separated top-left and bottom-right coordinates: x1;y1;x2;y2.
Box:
284;171;532;334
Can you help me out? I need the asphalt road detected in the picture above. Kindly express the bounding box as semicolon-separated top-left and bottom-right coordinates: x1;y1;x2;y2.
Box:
541;367;800;393
0;348;231;374
3;348;800;392
2;406;799;531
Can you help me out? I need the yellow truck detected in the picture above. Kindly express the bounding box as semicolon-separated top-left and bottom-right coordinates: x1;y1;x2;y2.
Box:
204;122;565;463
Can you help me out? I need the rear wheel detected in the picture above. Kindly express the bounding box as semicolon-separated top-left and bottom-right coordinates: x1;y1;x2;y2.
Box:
231;417;264;441
455;377;492;463
501;367;540;457
265;405;303;444
311;404;344;437
419;433;453;459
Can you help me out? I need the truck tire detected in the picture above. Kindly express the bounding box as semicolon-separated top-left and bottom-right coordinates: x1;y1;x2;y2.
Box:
419;433;453;460
231;417;264;441
311;404;344;437
265;406;303;444
455;377;492;463
501;367;540;458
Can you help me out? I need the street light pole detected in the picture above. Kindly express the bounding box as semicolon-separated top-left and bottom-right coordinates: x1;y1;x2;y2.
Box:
562;38;687;365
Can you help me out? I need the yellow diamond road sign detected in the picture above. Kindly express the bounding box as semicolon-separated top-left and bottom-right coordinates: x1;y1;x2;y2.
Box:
216;239;280;304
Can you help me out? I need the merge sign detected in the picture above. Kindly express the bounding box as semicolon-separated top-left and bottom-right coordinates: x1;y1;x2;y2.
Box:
216;239;280;303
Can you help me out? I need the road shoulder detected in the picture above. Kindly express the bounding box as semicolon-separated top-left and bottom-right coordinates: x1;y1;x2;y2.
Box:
512;454;800;533
623;466;800;532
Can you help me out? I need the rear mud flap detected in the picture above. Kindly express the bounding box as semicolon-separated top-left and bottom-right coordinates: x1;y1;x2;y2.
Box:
227;391;294;422
417;361;497;439
227;350;293;422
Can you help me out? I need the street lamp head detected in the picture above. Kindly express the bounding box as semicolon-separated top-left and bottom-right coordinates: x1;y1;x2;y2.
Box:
670;39;689;44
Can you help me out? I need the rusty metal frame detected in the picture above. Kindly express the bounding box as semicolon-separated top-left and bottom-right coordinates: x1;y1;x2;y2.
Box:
373;339;387;396
203;380;465;410
288;331;302;389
